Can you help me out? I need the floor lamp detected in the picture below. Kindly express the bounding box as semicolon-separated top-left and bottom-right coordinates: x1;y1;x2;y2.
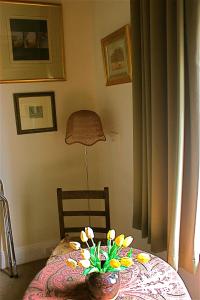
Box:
65;110;106;224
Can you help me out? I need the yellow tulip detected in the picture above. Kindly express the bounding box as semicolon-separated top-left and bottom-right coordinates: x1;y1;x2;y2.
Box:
110;259;121;268
115;234;125;247
107;229;115;240
81;249;90;260
85;227;94;239
66;258;77;269
69;241;81;250
137;253;151;264
120;257;133;267
80;230;88;243
78;259;91;268
123;236;133;247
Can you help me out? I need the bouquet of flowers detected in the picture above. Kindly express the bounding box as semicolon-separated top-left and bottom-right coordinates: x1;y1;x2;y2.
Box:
66;227;150;275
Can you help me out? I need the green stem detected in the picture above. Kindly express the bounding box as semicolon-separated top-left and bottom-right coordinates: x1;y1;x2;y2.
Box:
91;238;95;247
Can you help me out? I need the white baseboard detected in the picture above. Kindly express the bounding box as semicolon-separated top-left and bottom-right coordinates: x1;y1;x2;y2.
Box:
0;239;59;269
0;250;6;269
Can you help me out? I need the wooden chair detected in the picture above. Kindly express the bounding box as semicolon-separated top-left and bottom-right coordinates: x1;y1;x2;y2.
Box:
57;187;110;240
48;187;110;262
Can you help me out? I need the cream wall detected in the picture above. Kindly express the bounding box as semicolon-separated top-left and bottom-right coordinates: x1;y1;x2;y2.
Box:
0;0;98;263
0;0;151;261
0;0;143;263
92;0;134;236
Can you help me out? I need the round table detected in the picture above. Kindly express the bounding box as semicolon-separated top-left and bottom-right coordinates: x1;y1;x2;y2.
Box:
23;248;191;300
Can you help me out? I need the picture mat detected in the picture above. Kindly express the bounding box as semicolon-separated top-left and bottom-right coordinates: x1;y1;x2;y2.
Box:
19;96;53;130
107;37;128;78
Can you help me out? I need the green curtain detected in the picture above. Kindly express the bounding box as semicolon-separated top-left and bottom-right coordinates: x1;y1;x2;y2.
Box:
131;0;200;272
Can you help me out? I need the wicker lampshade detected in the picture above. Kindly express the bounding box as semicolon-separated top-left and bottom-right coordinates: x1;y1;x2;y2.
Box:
65;110;106;146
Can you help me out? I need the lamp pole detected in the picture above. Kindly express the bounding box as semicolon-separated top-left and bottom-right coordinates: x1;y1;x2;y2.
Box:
84;146;91;225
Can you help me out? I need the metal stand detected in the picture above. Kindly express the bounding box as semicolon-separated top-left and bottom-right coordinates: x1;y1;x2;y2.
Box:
0;180;18;277
84;146;91;225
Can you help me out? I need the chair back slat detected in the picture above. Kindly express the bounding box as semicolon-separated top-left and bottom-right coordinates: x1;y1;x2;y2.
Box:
61;190;106;199
64;227;108;233
63;211;106;217
57;187;110;239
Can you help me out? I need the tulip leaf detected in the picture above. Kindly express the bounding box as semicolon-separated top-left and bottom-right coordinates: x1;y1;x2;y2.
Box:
106;266;127;273
97;241;101;259
110;247;119;259
96;257;101;270
106;266;120;272
100;249;108;260
83;267;92;275
115;255;120;260
90;253;96;260
127;248;133;258
90;246;96;256
90;256;97;266
119;266;127;271
102;260;110;272
109;243;117;257
107;240;111;254
106;266;114;272
91;254;101;269
88;267;99;274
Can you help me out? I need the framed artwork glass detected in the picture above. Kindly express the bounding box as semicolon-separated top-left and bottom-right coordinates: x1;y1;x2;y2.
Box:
0;1;65;83
101;24;132;86
13;92;57;134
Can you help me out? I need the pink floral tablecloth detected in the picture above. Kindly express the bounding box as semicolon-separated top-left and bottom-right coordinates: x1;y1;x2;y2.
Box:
23;248;191;300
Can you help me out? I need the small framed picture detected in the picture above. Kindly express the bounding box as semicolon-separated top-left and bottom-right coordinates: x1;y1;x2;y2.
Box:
13;92;57;134
101;24;132;86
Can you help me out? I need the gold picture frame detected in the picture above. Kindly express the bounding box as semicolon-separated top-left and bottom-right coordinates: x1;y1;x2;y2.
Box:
0;1;65;83
101;24;132;86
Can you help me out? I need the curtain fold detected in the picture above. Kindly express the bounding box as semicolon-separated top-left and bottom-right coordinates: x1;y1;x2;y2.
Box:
132;0;143;231
141;0;151;240
131;0;200;272
167;0;185;270
179;0;200;272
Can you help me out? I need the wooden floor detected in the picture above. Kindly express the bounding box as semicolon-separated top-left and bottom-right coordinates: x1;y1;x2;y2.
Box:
0;259;46;300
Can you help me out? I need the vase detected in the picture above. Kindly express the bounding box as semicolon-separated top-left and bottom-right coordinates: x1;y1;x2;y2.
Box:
86;271;120;300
